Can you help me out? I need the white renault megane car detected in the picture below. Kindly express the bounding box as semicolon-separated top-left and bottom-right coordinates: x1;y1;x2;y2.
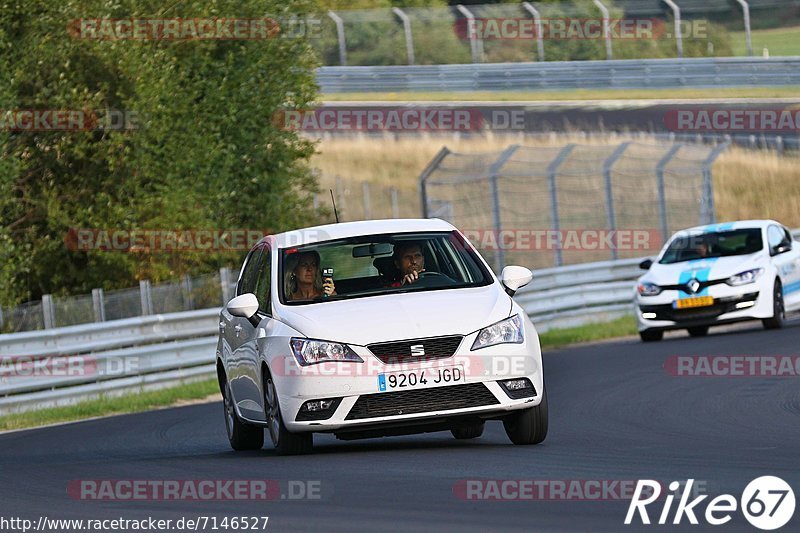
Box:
216;219;547;454
635;220;800;342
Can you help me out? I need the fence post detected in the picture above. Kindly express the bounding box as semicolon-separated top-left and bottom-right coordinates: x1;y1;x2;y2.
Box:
0;306;4;331
735;0;753;57
547;144;577;267
42;294;55;329
487;145;521;273
220;267;233;306
390;187;400;218
701;143;729;225
522;2;545;62
182;275;195;311
418;146;451;218
328;11;347;66
362;181;371;219
592;0;613;60
456;4;482;64
602;142;631;260
663;0;683;58
139;280;153;316
656;145;682;245
392;7;415;65
91;288;106;322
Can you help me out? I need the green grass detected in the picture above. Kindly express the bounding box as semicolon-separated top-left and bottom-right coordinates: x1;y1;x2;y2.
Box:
1;319;640;431
731;27;800;57
322;86;800;102
0;378;219;432
538;315;638;350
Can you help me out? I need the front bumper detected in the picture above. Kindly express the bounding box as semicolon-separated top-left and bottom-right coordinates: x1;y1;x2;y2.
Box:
268;323;544;433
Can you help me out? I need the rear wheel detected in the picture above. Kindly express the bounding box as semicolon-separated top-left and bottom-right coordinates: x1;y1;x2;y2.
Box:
263;371;313;455
503;388;548;445
763;280;785;330
223;382;264;451
639;329;663;342
451;422;485;440
687;326;709;337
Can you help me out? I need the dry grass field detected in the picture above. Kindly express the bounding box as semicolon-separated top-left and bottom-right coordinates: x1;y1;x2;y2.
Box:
311;134;800;229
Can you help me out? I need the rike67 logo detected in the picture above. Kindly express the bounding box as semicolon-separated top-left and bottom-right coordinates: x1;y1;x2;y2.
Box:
626;477;795;530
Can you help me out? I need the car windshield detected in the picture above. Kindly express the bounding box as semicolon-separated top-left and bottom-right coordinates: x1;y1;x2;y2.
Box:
280;231;493;304
658;228;763;264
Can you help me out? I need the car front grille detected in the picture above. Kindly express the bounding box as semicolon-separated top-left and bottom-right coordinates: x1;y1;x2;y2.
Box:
640;292;759;322
367;335;463;364
345;382;499;420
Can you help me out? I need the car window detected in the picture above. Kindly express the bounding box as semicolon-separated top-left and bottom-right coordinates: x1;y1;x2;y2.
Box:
237;246;263;296
767;225;785;250
659;228;763;264
253;247;272;315
279;231;493;305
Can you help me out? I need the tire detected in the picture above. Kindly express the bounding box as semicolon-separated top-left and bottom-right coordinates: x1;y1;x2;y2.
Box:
451;422;485;440
263;370;313;455
223;381;264;451
763;280;785;330
687;326;709;337
639;329;664;342
503;388;548;445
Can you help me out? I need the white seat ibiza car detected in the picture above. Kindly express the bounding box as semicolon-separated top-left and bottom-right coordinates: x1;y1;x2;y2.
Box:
216;219;547;454
634;220;800;342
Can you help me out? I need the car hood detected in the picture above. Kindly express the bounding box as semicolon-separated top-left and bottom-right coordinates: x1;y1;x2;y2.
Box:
275;284;510;346
642;253;766;285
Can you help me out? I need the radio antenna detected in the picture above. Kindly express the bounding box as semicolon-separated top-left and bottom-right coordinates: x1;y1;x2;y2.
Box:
330;189;340;223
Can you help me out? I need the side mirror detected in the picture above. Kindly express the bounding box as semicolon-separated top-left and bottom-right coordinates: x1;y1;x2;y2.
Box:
500;266;533;296
227;293;259;318
772;241;792;256
639;259;653;270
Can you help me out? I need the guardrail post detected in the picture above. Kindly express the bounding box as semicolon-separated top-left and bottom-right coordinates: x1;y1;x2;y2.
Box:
663;0;683;58
735;0;753;57
487;145;521;272
328;11;347;66
547;144;576;267
220;267;233;305
362;181;371;219
700;142;728;225
592;0;613;60
419;146;451;218
139;280;153;316
392;7;415;65
42;294;55;329
91;288;106;322
656;145;682;245
457;4;483;63
522;2;545;62
390;187;400;218
602;142;631;260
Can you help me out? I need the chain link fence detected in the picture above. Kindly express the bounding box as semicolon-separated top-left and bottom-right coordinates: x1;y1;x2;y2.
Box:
0;270;238;334
312;1;800;66
420;141;728;272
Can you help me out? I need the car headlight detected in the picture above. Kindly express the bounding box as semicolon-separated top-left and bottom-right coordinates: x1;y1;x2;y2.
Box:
726;268;764;286
289;338;363;366
471;315;524;350
637;282;662;296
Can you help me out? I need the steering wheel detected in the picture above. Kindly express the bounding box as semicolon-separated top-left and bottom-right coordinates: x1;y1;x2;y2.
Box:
417;271;445;279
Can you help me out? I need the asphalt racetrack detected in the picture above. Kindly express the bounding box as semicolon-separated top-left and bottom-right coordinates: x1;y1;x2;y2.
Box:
2;319;799;532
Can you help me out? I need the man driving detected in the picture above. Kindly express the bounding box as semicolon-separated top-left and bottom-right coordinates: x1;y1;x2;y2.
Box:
393;241;426;286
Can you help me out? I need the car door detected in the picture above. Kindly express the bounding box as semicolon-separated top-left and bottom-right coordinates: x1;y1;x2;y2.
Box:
222;245;263;418
770;225;800;310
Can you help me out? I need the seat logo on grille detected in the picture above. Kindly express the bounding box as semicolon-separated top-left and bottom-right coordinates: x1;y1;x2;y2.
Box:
410;344;425;356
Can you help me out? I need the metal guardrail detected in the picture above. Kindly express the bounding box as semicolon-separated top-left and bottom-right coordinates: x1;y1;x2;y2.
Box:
317;57;800;93
2;227;798;414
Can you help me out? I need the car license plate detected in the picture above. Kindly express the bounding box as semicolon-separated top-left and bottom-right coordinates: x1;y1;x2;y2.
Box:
378;366;465;392
673;296;714;309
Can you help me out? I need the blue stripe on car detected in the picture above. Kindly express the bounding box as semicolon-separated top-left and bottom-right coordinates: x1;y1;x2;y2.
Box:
783;280;800;296
677;258;718;299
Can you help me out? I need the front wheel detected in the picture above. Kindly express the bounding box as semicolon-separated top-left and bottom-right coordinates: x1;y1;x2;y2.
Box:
763;280;785;330
503;389;548;445
223;382;264;451
639;329;663;342
264;371;313;455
